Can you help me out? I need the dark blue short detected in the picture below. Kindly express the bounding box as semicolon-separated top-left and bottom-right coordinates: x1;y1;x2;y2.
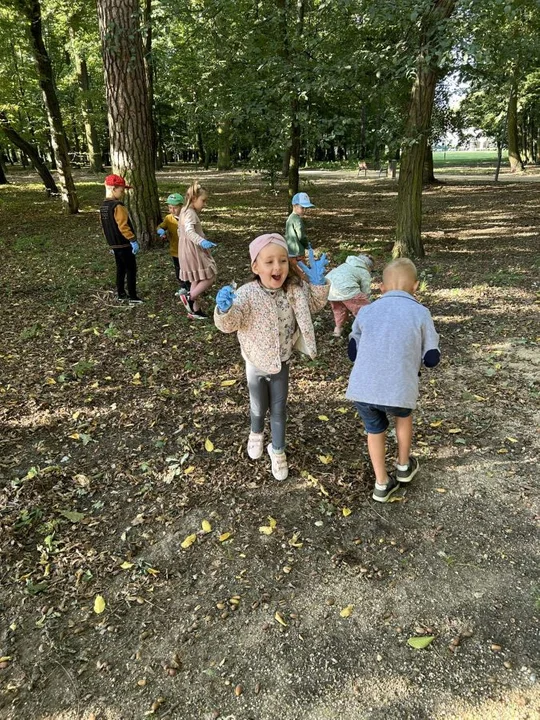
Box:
354;402;412;434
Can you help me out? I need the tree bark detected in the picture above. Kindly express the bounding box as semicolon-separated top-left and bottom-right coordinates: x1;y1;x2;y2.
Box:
288;95;301;197
17;0;79;213
394;0;455;258
0;111;59;193
142;0;158;170
69;24;103;173
217;119;232;170
97;0;161;248
422;144;436;184
507;79;524;172
0;156;7;184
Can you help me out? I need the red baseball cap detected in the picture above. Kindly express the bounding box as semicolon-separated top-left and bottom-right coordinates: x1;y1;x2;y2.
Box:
104;174;133;189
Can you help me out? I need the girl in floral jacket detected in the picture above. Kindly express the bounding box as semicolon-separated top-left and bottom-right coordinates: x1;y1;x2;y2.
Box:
214;233;329;481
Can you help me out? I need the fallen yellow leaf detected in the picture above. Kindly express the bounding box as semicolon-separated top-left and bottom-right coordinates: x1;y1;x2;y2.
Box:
45;377;56;385
204;438;214;452
336;407;348;414
318;415;329;421
342;507;352;517
94;594;106;614
201;519;212;533
219;532;232;542
289;533;303;548
506;437;518;443
318;454;333;464
448;428;462;434
274;611;288;627
181;533;197;549
498;448;508;454
259;525;274;535
430;420;444;427
221;379;236;387
268;516;277;528
0;656;11;663
120;561;134;569
340;604;354;618
474;394;486;401
435;488;447;493
184;465;195;475
146;567;159;576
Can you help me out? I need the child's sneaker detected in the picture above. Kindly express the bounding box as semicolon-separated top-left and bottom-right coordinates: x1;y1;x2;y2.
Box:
267;444;288;481
247;431;264;459
117;293;128;301
188;309;208;320
396;456;419;483
175;287;188;296
333;326;343;337
128;296;144;304
179;294;192;312
372;474;400;503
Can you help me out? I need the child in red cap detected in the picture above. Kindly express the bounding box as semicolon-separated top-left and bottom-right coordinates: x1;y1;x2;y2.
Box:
100;175;142;303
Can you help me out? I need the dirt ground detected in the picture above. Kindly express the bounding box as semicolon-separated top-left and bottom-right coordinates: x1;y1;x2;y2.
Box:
0;166;538;720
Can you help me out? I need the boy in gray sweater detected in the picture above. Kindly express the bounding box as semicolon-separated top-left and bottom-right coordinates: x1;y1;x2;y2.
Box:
346;258;440;502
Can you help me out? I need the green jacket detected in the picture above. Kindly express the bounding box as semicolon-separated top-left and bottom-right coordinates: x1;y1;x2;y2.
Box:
285;212;308;257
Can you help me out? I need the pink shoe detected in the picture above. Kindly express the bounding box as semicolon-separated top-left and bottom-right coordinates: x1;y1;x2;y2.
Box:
247;432;264;459
267;444;288;481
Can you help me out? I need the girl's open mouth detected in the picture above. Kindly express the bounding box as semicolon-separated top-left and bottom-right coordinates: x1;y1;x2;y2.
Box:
271;274;282;282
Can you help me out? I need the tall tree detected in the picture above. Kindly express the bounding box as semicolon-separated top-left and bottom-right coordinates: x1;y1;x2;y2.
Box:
69;17;103;173
0;110;59;193
97;0;161;247
15;0;79;213
394;0;455;258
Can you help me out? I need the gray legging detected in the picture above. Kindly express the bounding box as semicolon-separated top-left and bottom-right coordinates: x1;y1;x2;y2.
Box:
246;361;290;452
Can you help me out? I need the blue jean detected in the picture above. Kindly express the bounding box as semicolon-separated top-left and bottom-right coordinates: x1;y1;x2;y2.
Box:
354;402;412;434
246;361;289;451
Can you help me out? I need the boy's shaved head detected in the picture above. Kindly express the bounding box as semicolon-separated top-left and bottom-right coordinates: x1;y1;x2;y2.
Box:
382;258;418;292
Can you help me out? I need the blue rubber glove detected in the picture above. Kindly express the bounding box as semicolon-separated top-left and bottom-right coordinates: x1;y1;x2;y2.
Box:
200;239;217;250
216;285;236;312
157;228;166;237
298;245;328;285
130;240;140;255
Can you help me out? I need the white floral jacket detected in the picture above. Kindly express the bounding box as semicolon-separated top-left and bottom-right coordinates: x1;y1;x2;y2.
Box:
214;280;329;374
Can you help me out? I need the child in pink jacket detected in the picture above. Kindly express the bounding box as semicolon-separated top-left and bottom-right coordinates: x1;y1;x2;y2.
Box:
214;234;329;481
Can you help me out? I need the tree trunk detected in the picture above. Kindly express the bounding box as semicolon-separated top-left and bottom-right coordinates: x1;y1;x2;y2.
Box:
422;144;436;184
142;0;158;170
69;24;103;173
197;128;206;167
494;139;503;182
281;146;290;178
507;79;524;172
97;0;161;248
0;156;7;184
217;120;232;171
394;0;455;259
0;111;59;193
18;0;79;212
288;95;301;197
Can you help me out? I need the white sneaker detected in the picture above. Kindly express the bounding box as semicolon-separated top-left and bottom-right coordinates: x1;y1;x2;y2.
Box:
332;327;343;337
267;444;288;481
247;431;264;459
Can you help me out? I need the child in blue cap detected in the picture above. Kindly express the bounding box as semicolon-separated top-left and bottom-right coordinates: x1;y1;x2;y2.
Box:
285;192;315;273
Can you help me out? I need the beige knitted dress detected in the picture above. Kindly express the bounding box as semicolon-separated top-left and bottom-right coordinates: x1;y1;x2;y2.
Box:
177;207;217;283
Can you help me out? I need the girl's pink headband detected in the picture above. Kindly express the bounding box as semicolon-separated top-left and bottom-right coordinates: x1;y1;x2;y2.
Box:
249;233;288;263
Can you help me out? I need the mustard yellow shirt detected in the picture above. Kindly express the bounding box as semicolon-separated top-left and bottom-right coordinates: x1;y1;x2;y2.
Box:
157;214;179;256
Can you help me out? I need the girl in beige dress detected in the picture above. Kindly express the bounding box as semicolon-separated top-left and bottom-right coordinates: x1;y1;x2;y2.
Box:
177;181;217;319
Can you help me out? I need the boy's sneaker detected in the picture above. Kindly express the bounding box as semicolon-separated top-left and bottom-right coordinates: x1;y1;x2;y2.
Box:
247;431;264;459
128;296;144;304
117;293;128;301
267;444;288;481
188;309;208;320
333;327;343;337
396;456;419;483
372;474;400;503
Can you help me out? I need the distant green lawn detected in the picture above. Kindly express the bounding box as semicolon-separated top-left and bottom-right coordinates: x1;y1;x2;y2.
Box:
433;150;505;167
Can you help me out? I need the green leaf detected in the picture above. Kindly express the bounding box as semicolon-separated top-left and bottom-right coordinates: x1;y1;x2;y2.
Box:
407;635;435;649
60;510;85;523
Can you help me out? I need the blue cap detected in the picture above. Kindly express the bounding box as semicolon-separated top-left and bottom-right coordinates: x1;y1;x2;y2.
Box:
292;192;315;208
